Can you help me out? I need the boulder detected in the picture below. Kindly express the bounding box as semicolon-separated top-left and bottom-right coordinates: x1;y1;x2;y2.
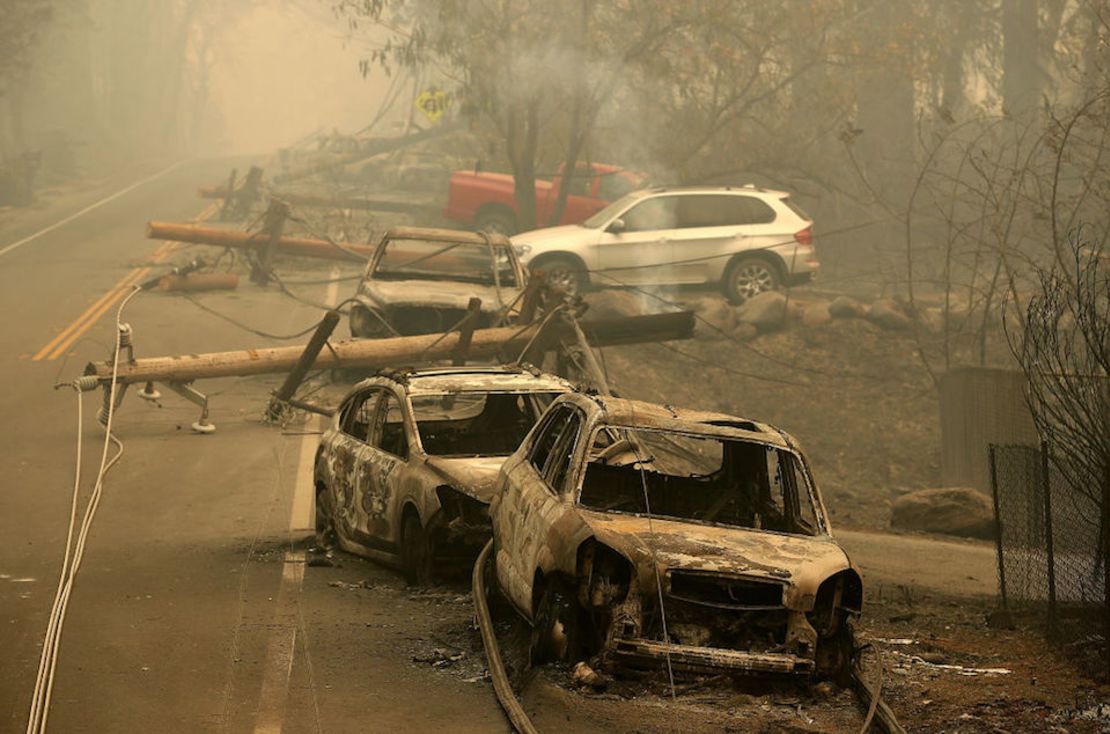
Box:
585;290;646;319
732;322;758;341
868;298;912;331
890;487;996;539
736;291;787;331
828;295;868;319
801;302;832;328
691;297;737;339
920;307;944;334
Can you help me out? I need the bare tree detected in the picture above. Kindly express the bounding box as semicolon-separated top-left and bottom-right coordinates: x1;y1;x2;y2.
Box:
1007;227;1110;673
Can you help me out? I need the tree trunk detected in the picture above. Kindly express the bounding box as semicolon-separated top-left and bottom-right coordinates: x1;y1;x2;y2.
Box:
548;0;591;227
853;0;916;252
507;97;541;232
1002;0;1041;117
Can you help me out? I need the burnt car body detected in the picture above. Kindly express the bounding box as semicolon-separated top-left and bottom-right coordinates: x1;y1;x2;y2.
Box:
489;393;863;678
314;366;574;583
348;226;527;338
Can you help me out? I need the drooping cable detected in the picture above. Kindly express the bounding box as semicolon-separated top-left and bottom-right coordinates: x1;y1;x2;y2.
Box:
26;286;138;733
625;407;676;698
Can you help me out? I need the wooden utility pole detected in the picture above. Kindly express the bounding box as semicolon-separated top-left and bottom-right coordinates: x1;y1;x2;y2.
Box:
84;311;695;385
146;221;374;262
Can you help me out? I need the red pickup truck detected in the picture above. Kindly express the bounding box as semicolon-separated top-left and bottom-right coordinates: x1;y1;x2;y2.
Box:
443;162;645;234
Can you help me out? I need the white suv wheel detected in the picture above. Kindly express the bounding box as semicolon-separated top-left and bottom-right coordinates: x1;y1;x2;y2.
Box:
725;258;779;304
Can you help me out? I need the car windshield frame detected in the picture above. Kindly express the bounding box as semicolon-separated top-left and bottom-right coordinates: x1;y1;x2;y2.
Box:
573;424;827;537
580;191;649;229
370;238;520;287
407;389;565;458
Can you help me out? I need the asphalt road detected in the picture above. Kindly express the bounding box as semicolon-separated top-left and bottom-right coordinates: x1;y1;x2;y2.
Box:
0;161;999;733
0;159;510;734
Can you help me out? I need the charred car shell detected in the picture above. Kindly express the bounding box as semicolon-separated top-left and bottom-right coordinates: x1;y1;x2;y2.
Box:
314;366;573;584
349;226;527;338
489;394;863;678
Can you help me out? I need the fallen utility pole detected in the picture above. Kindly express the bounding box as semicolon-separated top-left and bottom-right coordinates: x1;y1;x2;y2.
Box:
199;188;438;218
146;221;373;262
83;310;694;433
266;309;341;421
84;311;694;385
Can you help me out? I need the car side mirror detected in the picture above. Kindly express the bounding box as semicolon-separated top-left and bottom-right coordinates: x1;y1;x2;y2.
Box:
607;218;626;234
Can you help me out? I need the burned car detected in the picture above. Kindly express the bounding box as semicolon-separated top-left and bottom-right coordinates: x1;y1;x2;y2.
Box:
489;393;862;679
314;366;574;584
348;226;526;338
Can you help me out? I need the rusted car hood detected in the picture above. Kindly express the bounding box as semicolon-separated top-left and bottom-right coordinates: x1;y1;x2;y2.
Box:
360;280;521;312
425;455;506;503
578;510;851;596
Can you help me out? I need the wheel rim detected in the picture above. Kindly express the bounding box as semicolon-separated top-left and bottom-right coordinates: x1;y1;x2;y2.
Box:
544;266;579;298
732;262;775;301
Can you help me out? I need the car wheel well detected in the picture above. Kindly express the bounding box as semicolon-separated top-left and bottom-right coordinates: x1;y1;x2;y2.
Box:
473;203;517;233
529;252;591;285
530;569;574;614
810;570;864;636
725;250;787;282
401;502;421;527
575;539;632;608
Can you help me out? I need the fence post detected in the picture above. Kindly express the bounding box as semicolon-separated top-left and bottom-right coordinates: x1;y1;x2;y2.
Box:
1040;441;1057;635
989;444;1009;609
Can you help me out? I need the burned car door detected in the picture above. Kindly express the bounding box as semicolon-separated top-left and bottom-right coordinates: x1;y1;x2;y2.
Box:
330;389;381;541
361;389;412;544
496;404;584;616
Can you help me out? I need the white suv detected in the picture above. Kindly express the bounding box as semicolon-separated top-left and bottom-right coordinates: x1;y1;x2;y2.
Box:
510;186;817;303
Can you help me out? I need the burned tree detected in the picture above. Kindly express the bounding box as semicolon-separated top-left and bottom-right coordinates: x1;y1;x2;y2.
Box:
1008;229;1110;674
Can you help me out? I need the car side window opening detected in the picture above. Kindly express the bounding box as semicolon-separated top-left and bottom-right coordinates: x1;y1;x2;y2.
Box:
373;392;409;459
340;391;380;442
410;392;562;457
528;406;574;475
578;427;819;536
544;412;583;495
620;196;678;232
674;195;777;229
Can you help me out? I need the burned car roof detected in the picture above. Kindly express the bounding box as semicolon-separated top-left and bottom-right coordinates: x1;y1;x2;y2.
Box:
574;394;792;449
381;225;512;247
354;366;576;396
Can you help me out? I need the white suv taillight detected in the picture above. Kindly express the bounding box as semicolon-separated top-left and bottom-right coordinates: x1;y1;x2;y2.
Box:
794;226;813;246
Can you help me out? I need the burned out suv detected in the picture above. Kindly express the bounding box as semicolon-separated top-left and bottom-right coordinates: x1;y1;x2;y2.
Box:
314;366;574;584
349;226;527;338
489;393;861;678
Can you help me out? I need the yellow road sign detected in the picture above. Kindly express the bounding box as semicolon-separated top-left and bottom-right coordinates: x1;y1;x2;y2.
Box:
415;88;451;124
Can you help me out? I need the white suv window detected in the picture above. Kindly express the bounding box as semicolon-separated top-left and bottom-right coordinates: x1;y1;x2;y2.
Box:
676;194;777;228
621;196;678;232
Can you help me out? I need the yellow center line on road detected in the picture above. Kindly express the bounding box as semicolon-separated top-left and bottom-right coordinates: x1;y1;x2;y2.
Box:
31;267;147;361
30;199;221;362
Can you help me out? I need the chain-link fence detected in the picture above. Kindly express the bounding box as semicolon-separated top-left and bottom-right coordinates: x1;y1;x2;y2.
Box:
989;443;1108;676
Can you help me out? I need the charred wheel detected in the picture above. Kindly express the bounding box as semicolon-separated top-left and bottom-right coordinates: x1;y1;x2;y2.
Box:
532;256;586;299
400;512;435;586
530;581;587;665
817;619;856;685
315;484;337;546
